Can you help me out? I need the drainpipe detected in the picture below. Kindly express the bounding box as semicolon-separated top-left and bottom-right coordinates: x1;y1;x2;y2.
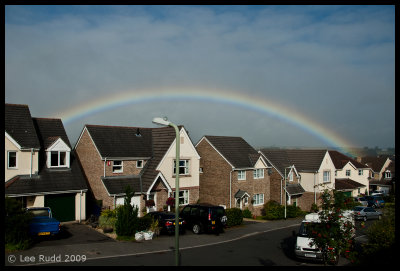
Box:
113;195;116;209
104;158;107;178
314;172;317;204
230;169;234;208
79;190;82;223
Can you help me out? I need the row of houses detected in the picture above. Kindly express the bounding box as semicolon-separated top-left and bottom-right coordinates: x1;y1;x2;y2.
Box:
5;103;395;221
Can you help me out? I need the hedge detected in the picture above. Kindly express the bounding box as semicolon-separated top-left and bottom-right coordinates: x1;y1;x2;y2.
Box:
225;208;243;227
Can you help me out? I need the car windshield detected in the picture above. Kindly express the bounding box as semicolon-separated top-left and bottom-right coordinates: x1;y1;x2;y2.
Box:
160;214;175;219
298;222;317;237
211;208;225;217
353;207;364;211
29;209;49;217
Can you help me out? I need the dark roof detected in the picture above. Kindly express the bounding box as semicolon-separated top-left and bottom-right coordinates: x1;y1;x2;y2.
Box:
5;104;40;149
334;178;365;191
261;149;327;173
360;156;390;172
101;175;141;195
285;183;306;196
234;189;249;199
141;126;178;192
204;135;262;168
86;125;153;158
33;118;72;149
328;150;367;169
5;153;88;196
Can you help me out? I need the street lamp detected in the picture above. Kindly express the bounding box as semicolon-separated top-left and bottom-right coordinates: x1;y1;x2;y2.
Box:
152;117;180;266
284;165;294;220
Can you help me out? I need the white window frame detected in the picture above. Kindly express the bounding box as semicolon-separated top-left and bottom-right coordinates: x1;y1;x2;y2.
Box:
288;171;293;182
253;193;264;206
49;151;68;168
323;170;331;183
173;190;189;206
113;160;123;173
346;170;351;177
174;159;190;176
238;170;246;181
7;151;17;169
136;160;144;168
253;169;264;179
358;169;363;176
385;171;391;179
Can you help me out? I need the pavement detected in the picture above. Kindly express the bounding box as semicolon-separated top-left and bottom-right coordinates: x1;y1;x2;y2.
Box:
5;217;304;266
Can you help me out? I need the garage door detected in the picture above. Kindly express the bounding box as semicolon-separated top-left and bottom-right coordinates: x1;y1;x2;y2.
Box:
45;193;75;222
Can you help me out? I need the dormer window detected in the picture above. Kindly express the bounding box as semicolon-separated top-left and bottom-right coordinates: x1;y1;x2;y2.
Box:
384;171;391;179
46;138;71;168
50;151;67;167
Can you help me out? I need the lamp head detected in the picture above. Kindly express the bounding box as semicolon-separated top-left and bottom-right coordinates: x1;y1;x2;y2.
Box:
152;117;171;126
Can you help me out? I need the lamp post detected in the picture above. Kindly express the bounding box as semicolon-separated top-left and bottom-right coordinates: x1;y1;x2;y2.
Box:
284;165;293;220
152;117;180;266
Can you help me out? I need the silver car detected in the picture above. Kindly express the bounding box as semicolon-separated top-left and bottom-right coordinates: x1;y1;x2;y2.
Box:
353;206;382;221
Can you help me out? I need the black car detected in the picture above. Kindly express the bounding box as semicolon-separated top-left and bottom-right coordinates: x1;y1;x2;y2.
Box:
180;204;227;234
145;211;186;235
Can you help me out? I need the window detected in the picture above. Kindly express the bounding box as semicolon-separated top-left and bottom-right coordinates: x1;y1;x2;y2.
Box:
385;171;391;179
8;151;17;169
346;170;351;177
358;169;363;176
288;171;293;182
253;169;264;179
253;194;264;206
173;190;189;205
49;151;67;167
137;160;143;168
113;161;123;173
174;160;189;175
238;170;246;180
323;171;331;183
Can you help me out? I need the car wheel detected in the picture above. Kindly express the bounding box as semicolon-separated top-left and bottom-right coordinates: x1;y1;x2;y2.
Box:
363;216;367;222
192;223;202;234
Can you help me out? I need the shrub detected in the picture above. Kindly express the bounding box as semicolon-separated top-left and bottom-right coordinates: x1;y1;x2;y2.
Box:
115;186;140;237
138;215;153;232
263;200;284;220
242;208;253;218
225;208;243;227
5;197;33;251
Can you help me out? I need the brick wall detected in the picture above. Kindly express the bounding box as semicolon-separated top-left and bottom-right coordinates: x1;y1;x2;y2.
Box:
75;129;114;208
197;139;232;207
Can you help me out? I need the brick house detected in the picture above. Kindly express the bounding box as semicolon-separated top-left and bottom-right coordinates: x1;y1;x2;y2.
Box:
5;103;88;222
74;124;200;216
195;135;279;216
260;149;336;212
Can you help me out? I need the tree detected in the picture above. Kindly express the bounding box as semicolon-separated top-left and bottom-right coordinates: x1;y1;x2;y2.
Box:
306;189;356;265
115;186;139;237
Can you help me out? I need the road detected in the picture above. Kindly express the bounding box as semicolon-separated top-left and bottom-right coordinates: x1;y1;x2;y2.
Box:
6;218;373;266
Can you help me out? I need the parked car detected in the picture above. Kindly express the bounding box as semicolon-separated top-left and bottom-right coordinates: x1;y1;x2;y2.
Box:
353;197;368;206
365;196;385;208
353;206;382;221
145;211;186;235
26;207;60;236
370;190;385;196
180;204;227;234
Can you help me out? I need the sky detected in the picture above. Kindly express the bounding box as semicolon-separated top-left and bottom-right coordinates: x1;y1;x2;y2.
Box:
5;5;395;152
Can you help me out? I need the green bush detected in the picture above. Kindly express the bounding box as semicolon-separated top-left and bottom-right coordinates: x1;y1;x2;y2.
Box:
138;215;153;232
5;197;33;251
242;208;253;218
115;186;140;237
225;208;243;227
263;200;284;220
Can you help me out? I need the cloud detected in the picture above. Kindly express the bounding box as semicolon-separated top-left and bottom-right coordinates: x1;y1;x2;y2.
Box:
5;5;395;148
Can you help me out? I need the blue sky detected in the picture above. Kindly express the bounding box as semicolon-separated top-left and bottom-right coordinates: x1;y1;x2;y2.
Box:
5;5;395;150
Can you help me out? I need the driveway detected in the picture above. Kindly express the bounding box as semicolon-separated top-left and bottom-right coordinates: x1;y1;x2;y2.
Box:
31;222;115;247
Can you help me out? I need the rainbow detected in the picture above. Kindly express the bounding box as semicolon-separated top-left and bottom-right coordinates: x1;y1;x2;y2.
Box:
54;87;355;154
